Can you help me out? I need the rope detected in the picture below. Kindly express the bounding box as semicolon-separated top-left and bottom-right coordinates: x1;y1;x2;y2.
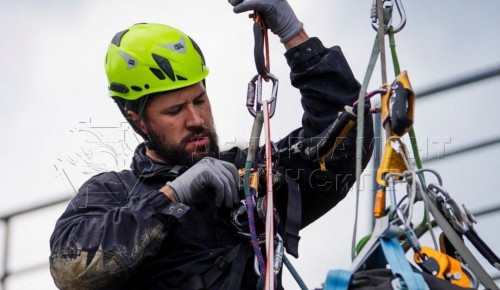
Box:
386;21;431;251
245;13;283;289
388;27;401;76
243;111;266;281
283;255;308;290
263;100;275;290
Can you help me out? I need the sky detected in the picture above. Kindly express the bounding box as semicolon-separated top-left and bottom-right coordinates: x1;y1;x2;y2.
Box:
0;0;499;289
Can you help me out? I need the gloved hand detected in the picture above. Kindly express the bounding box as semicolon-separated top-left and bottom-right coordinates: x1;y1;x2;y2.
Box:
229;0;303;43
166;157;240;208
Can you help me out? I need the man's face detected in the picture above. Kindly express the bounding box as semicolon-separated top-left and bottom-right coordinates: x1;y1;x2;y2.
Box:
136;82;219;166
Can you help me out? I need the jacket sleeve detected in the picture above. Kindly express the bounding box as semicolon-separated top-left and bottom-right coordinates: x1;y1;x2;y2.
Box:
277;37;374;228
49;172;188;290
285;37;363;137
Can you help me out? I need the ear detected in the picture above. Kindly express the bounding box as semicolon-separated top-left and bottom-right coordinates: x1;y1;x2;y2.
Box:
127;110;148;136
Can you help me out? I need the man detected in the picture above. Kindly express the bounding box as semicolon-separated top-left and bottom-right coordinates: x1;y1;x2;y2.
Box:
50;0;373;289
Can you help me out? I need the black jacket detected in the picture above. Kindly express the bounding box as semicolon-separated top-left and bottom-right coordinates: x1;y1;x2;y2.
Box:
50;37;374;290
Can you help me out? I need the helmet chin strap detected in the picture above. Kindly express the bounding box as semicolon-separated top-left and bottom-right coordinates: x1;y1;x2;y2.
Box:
112;96;151;146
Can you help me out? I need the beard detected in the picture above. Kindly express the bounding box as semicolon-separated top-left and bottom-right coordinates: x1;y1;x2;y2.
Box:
146;125;220;167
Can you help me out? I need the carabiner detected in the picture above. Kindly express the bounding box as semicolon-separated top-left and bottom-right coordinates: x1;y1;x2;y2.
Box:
274;234;284;275
371;0;407;33
246;73;279;118
428;183;468;233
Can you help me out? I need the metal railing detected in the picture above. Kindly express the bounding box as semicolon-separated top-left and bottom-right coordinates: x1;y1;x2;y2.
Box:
0;196;70;289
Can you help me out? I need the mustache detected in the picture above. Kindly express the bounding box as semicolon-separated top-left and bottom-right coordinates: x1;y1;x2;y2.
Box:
180;127;213;145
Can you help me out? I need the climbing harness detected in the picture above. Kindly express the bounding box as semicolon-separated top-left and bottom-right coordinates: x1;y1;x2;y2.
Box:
325;0;500;289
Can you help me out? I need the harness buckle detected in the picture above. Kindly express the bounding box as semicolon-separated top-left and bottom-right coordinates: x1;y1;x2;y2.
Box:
214;256;227;270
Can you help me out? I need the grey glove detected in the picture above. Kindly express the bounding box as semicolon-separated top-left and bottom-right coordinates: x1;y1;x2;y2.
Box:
229;0;303;43
166;157;240;208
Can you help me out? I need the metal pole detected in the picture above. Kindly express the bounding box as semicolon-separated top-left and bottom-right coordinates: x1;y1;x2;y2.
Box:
424;137;500;162
416;65;500;99
1;218;9;290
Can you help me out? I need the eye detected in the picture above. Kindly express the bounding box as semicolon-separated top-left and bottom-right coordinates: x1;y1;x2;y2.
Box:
194;95;206;106
165;105;182;115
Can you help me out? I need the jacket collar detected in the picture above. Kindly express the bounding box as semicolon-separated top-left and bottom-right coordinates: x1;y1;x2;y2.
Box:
130;143;173;178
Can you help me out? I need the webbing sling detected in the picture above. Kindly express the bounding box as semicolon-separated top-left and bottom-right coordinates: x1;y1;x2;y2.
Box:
324;269;353;290
283;176;301;258
379;237;427;290
325;238;428;290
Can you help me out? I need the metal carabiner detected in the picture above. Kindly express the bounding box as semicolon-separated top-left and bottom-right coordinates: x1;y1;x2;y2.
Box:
371;0;407;33
428;183;469;233
246;73;279;118
274;234;284;276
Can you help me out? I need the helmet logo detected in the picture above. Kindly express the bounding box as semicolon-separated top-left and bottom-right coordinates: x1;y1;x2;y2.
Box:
174;43;184;50
118;51;138;70
162;36;187;54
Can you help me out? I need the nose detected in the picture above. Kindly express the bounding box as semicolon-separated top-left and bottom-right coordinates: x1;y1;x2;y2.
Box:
185;104;204;128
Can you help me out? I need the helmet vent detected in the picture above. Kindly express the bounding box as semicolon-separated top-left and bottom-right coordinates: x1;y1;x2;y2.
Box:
152;54;175;81
110;83;129;93
176;75;187;81
189;37;205;65
111;29;129;47
131;86;142;92
149;68;166;80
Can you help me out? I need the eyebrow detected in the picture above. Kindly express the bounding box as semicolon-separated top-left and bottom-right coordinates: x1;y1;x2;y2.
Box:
194;90;207;99
161;89;207;111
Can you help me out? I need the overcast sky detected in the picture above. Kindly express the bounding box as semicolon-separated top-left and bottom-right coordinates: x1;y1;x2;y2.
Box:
1;0;499;289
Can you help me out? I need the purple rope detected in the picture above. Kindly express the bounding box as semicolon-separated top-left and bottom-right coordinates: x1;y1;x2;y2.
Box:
245;192;266;281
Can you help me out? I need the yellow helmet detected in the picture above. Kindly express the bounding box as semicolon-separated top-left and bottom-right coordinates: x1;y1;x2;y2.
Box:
105;23;209;100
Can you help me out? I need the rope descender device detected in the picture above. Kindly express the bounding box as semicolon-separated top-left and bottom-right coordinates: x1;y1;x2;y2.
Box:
381;70;415;137
375;71;415;187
